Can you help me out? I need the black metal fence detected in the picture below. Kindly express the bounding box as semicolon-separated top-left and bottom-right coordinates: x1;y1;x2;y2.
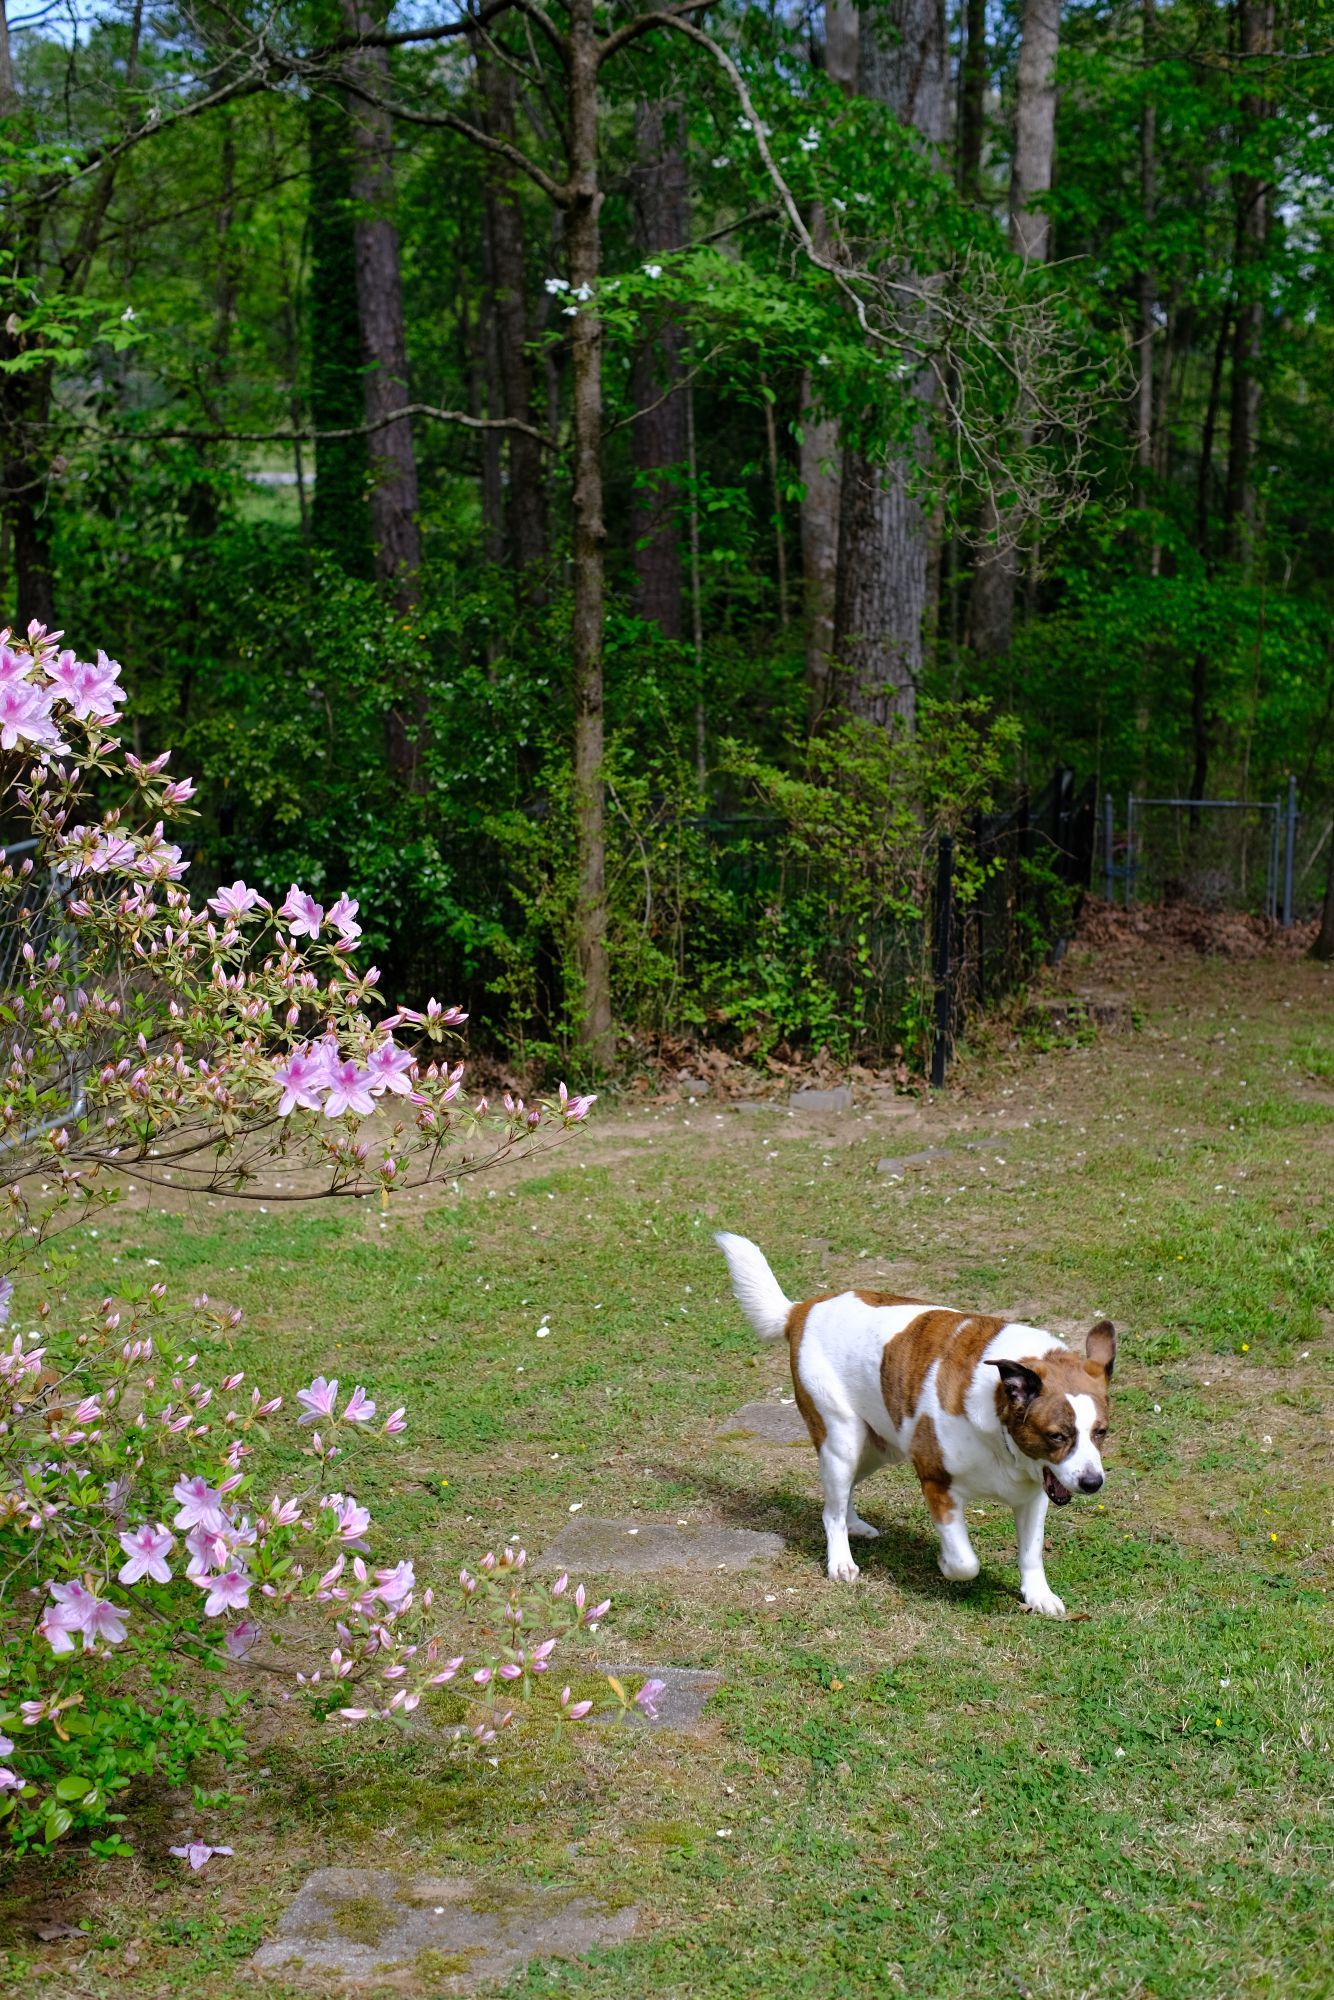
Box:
930;768;1097;1085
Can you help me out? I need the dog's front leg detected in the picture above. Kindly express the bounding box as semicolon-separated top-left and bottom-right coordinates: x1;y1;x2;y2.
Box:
1014;1488;1065;1617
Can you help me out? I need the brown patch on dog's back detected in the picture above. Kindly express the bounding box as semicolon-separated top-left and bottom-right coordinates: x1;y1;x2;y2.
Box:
936;1314;1008;1414
854;1290;919;1309
910;1413;954;1522
879;1308;1006;1428
880;1310;952;1426
785;1297;832;1450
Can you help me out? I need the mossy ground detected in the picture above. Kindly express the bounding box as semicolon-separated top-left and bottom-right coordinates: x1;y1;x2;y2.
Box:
3;943;1331;1999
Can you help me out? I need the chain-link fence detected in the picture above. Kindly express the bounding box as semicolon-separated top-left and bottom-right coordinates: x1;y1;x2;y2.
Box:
0;837;86;1139
1098;781;1311;923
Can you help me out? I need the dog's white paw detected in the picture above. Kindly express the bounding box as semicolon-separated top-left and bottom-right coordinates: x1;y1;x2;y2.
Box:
827;1557;861;1583
939;1550;980;1583
1022;1585;1067;1619
847;1516;880;1540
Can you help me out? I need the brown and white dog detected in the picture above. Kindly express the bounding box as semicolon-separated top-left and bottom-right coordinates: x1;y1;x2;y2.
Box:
716;1233;1115;1617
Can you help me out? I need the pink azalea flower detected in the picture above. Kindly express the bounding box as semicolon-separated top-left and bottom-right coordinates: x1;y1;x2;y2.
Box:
170;1839;233;1870
185;1525;229;1576
373;1560;415;1608
634;1677;667;1718
326;893;362;943
560;1686;594;1721
47;648;126;720
323;1059;375;1119
0;643;28;686
118;1522;175;1585
382;1407;407;1436
208;880;267;920
278;884;324;938
274;1045;330;1115
557;1082;597;1121
84;1595;129;1647
0;679;66;753
197;1568;251;1618
224;1620;261;1659
342;1385;376;1424
297;1375;338;1424
328;1494;371;1543
365;1036;414;1097
173;1474;228;1534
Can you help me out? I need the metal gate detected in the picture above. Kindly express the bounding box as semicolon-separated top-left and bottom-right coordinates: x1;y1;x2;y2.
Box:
1101;779;1302;924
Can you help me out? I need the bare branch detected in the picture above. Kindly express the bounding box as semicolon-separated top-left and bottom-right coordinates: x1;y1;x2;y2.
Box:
596;0;721;68
338;73;571;207
603;342;725;436
51;404;558;451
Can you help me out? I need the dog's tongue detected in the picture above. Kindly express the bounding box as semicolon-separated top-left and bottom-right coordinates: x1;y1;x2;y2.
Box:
1043;1466;1072;1506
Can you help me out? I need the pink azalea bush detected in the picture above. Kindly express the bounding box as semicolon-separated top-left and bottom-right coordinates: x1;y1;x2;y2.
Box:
0;624;625;1856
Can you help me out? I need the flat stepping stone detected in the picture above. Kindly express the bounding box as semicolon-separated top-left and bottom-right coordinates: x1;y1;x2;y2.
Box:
789;1083;853;1113
253;1867;635;1987
594;1665;722;1730
878;1139;989;1177
538;1517;785;1575
716;1399;810;1445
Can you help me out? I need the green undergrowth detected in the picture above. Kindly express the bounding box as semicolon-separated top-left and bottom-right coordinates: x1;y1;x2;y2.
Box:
5;958;1332;1998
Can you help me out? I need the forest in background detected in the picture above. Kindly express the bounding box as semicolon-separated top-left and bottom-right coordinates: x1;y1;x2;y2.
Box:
3;0;1333;1065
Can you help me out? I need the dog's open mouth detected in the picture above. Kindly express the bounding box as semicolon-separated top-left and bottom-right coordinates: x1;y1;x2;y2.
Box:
1043;1467;1073;1506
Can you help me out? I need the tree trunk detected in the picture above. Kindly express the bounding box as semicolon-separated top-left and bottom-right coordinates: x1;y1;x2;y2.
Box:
339;0;424;785
568;0;613;1064
1312;826;1334;961
1225;0;1274;571
800;1;857;724
967;0;1061;658
833;0;946;730
308;89;373;575
1137;0;1156;494
959;0;987;201
1190;303;1232;807
480;54;547;580
629;96;688;640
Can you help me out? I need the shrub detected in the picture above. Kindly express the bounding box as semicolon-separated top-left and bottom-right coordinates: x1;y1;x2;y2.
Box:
0;621;647;1856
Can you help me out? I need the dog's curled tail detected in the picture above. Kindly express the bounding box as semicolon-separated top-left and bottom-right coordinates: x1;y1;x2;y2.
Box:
714;1231;792;1342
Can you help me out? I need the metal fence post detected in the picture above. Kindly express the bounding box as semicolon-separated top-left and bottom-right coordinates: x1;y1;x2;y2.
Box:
1266;800;1281;922
1125;796;1135;905
1282;775;1298;927
930;834;954;1090
1103;791;1114;903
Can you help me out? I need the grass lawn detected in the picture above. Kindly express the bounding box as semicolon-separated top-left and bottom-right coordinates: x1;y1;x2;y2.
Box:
4;939;1332;1998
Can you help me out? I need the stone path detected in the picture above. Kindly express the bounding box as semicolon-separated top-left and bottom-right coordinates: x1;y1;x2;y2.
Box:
537;1516;785;1575
253;1867;636;1987
594;1664;722;1730
716;1398;809;1445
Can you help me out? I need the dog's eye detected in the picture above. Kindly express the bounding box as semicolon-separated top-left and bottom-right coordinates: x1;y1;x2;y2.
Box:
1046;1432;1071;1448
1093;1427;1108;1443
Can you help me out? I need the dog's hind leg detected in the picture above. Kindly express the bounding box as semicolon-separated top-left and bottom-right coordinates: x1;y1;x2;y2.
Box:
819;1419;869;1581
847;1434;885;1539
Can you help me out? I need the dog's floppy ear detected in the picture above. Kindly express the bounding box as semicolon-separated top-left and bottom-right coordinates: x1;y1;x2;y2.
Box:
1085;1320;1116;1379
987;1359;1043;1412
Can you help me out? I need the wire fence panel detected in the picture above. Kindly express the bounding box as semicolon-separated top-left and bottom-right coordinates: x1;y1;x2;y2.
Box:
0;838;86;1141
1125;798;1283;918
